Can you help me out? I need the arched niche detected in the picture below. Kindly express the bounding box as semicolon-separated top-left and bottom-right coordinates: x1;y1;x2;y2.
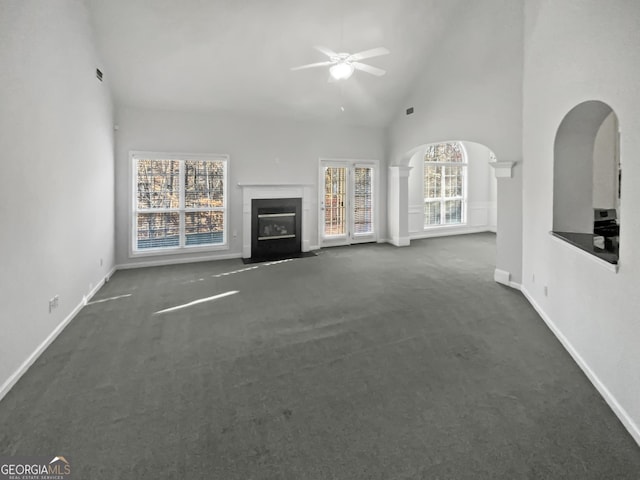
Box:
553;100;620;264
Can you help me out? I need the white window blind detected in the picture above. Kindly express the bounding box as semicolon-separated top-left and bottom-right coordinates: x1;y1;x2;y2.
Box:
324;166;347;236
353;166;373;234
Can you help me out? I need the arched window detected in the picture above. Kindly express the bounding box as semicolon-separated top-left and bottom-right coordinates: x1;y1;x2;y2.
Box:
423;142;467;227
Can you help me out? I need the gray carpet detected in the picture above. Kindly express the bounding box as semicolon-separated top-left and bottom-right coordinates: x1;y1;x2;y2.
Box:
1;233;639;479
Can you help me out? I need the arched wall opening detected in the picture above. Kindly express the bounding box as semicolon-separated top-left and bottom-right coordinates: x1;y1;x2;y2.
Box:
389;139;516;286
553;100;620;264
405;141;497;239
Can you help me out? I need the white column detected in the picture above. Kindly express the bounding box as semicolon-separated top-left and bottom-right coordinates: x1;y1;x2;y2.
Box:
387;166;412;247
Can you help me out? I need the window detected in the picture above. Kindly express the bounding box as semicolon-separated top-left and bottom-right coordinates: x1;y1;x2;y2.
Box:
132;153;228;254
423;142;467;227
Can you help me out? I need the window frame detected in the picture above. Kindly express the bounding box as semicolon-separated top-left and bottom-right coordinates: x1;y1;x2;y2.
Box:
423;142;468;229
129;151;229;257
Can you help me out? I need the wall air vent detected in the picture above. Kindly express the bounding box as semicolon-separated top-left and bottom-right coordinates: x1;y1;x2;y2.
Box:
96;69;103;82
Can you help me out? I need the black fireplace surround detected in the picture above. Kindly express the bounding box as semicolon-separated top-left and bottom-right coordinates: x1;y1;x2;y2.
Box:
250;198;302;260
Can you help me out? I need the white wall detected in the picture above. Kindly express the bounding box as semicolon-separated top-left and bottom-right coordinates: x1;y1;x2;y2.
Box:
593;112;618;210
0;0;114;397
553;101;612;234
386;0;524;283
407;141;496;237
522;0;640;444
114;107;385;267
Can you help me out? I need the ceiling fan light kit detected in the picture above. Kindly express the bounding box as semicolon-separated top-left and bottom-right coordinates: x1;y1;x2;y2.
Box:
329;62;355;80
292;46;389;81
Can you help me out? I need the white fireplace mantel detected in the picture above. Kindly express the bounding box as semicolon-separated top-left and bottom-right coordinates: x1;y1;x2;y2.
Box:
238;183;314;258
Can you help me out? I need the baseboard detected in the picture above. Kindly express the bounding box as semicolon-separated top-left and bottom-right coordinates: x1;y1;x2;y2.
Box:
521;286;640;447
389;236;410;247
118;252;243;270
410;226;492;241
494;268;521;290
0;266;115;404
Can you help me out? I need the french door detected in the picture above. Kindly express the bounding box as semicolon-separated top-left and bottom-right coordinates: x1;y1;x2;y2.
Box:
320;160;377;247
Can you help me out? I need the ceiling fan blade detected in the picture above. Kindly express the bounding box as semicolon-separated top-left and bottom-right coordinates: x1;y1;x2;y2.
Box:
348;47;390;62
291;61;334;71
352;62;386;76
314;45;339;59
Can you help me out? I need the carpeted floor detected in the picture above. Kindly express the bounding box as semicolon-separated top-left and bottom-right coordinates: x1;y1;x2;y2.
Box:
1;233;639;479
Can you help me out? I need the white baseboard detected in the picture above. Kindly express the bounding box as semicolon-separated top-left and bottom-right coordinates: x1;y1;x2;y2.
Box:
521;286;640;447
494;268;521;290
118;252;243;270
410;226;493;240
0;266;116;403
389;236;410;247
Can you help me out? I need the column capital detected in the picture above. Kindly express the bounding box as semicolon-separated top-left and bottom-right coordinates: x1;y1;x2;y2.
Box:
388;165;413;178
489;161;516;178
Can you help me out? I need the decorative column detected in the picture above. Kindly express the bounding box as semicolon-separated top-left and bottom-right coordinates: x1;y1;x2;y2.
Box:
489;160;520;287
387;165;412;247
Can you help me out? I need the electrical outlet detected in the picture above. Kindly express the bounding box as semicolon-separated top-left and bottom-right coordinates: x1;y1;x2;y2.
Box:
49;295;59;313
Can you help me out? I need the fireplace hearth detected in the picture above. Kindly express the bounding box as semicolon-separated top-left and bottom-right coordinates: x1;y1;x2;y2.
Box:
250;198;302;261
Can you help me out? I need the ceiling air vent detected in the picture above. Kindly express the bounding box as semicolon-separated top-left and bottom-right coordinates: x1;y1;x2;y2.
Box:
96;68;103;82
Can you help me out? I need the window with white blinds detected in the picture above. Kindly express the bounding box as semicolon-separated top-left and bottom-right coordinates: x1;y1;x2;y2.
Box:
354;167;373;234
424;142;467;227
324;167;347;236
132;153;228;253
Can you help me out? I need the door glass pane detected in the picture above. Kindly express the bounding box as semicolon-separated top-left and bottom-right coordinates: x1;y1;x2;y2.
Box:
354;167;373;234
324;167;347;236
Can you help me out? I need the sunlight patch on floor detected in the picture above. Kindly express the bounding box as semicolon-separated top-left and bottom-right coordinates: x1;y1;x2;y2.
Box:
87;293;132;305
154;290;239;315
212;266;259;278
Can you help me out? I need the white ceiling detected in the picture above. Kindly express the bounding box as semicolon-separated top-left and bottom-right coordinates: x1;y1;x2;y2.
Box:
87;0;464;127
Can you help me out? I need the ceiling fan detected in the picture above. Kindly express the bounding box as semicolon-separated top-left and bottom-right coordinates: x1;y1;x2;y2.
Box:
291;46;390;81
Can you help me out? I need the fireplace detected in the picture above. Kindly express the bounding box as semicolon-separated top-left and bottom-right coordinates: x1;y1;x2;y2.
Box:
239;183;313;260
251;198;302;260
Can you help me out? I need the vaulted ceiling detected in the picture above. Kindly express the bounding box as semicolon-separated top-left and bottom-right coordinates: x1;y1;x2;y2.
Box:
87;0;465;127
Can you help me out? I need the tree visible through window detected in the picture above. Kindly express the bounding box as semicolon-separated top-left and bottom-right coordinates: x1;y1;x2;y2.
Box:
424;142;466;227
133;154;227;252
